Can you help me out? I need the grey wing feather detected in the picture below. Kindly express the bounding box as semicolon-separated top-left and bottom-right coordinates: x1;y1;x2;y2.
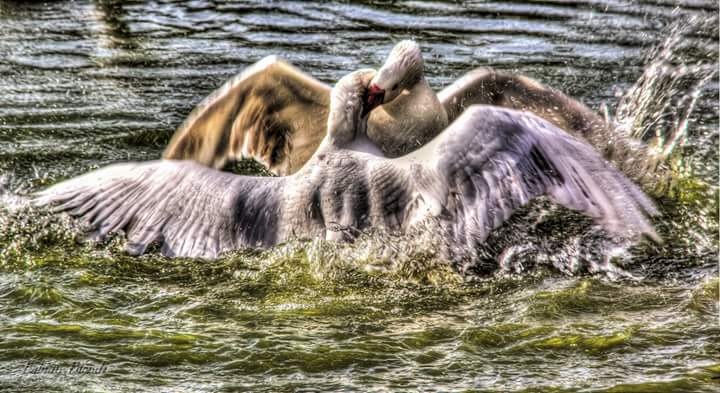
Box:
34;160;285;258
418;106;658;250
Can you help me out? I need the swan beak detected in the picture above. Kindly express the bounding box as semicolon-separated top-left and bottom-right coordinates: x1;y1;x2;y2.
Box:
363;83;385;117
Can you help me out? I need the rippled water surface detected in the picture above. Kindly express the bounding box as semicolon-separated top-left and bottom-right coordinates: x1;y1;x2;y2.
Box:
0;1;718;392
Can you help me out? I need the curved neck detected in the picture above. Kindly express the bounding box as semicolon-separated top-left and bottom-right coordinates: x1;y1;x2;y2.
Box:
408;71;426;91
409;75;432;97
321;112;368;150
383;76;432;113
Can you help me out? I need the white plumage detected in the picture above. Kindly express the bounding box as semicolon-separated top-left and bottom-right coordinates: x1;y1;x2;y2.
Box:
35;70;659;262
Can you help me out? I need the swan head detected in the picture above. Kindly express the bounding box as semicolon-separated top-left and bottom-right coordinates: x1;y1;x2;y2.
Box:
367;40;424;106
327;69;379;146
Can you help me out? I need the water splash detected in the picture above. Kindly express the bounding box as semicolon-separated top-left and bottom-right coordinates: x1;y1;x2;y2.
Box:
1;13;715;282
0;196;636;282
603;14;718;194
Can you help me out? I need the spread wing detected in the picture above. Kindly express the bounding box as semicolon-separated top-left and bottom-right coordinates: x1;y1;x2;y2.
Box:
33;107;659;261
34;161;286;259
163;56;330;175
437;68;607;140
398;105;659;251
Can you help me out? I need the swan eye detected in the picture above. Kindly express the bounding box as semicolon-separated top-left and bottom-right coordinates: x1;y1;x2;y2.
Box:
391;83;399;91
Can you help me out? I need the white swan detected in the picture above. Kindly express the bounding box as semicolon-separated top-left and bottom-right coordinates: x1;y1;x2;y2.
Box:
369;41;606;153
35;69;659;262
163;41;605;175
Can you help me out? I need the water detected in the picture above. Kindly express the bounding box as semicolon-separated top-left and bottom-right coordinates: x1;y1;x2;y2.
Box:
0;1;718;392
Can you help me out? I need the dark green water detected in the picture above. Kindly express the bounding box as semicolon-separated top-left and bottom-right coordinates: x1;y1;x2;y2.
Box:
0;1;718;392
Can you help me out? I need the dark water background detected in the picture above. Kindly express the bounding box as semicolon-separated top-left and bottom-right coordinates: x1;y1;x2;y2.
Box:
0;1;718;392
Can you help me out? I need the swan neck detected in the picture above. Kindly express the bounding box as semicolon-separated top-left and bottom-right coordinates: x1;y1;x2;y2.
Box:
409;75;432;95
324;112;368;149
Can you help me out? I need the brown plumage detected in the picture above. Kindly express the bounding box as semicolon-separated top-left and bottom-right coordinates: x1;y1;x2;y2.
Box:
164;41;609;177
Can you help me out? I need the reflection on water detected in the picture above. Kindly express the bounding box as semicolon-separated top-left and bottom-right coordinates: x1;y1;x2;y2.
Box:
0;1;718;392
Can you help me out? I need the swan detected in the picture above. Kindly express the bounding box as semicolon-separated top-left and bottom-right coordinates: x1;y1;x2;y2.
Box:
368;41;606;155
163;41;605;176
35;69;659;263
